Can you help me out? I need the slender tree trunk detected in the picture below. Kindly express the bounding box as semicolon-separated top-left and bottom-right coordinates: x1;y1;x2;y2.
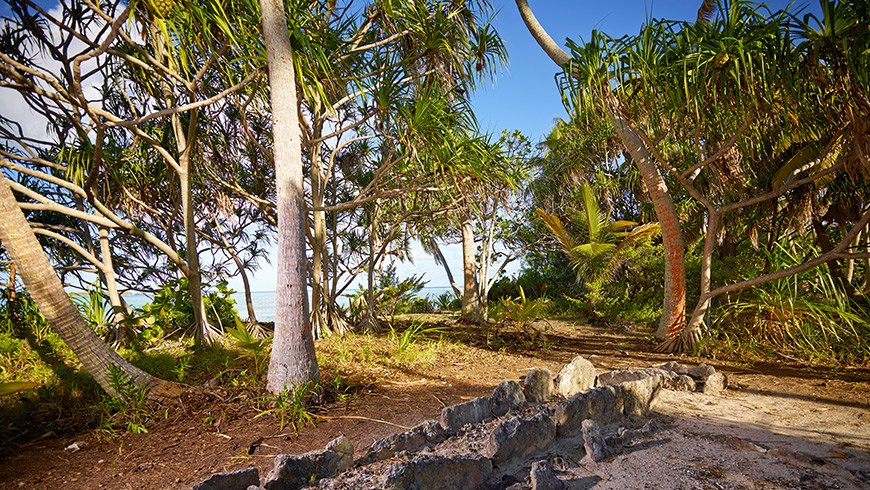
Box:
460;212;482;322
310;131;328;337
0;174;159;397
360;201;382;332
179;164;212;343
216;226;258;325
260;0;319;393
515;0;686;341
675;211;720;350
425;236;462;298
99;227;136;346
606;104;686;340
149;22;210;344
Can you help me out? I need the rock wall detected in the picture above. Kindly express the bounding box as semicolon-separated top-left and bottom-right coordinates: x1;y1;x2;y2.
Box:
191;360;727;490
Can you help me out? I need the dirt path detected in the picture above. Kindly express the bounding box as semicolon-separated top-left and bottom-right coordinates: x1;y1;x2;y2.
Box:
0;319;867;489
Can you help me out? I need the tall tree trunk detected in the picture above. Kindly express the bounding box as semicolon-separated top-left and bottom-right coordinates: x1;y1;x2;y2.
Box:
515;0;686;341
150;21;211;344
260;0;319;393
309;128;328;337
0;174;159;397
360;201;382;332
460;212;482;322
606;104;686;340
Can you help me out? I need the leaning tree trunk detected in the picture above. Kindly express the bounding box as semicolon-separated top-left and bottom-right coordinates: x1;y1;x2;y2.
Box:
0;174;164;398
606;104;686;340
515;0;686;341
260;0;320;393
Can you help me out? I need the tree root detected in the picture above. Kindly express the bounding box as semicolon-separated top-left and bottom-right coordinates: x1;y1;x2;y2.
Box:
654;327;703;354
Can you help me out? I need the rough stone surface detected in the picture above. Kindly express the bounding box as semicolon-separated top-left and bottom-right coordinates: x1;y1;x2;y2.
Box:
484;412;556;465
553;356;595;397
382;454;493;490
581;419;613;462
440;396;491;432
596;369;651;386
530;459;565;490
554;385;622;438
701;371;728;394
263;435;353;490
490;380;526;416
607;419;660;448
620;376;663;416
668;373;697;392
662;361;716;381
523;369;554;403
360;419;446;464
192;468;259;490
598;367;696;393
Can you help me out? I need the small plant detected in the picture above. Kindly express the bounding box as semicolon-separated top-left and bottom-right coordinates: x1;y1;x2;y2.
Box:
70;282;113;334
433;291;462;311
92;365;153;437
389;321;444;355
494;286;549;325
254;382;318;431
225;317;272;375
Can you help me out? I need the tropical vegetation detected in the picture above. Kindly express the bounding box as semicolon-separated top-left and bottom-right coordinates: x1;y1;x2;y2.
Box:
0;0;868;445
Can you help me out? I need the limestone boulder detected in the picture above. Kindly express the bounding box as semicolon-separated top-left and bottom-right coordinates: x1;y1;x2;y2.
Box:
553;356;596;397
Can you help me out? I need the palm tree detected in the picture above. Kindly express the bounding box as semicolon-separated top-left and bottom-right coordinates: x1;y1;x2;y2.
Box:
515;0;687;341
0;173;176;398
537;180;659;289
258;0;320;393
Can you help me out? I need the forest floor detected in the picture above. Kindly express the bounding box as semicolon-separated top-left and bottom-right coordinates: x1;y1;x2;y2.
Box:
0;316;868;490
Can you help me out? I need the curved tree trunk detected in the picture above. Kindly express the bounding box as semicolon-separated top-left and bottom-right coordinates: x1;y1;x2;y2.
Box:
515;0;686;341
260;0;320;393
606;105;686;340
423;235;462;298
0;174;162;398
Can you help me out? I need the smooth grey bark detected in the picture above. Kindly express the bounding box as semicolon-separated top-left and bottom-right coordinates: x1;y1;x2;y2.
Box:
460;212;484;323
259;0;319;393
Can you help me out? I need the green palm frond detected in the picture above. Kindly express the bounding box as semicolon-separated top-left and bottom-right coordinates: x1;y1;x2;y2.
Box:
771;138;843;190
536;208;577;253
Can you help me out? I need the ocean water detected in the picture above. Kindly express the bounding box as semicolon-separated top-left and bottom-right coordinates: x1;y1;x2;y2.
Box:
122;286;456;323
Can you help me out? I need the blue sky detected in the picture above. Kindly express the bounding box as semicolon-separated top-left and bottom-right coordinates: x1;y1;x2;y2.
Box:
472;0;822;145
347;0;825;294
1;0;824;294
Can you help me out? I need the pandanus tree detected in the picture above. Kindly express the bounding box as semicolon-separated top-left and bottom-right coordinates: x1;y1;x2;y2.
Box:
288;0;506;337
520;0;870;352
515;0;687;341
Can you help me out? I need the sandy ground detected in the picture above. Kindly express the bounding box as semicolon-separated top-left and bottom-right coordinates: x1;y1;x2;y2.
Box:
554;377;870;490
